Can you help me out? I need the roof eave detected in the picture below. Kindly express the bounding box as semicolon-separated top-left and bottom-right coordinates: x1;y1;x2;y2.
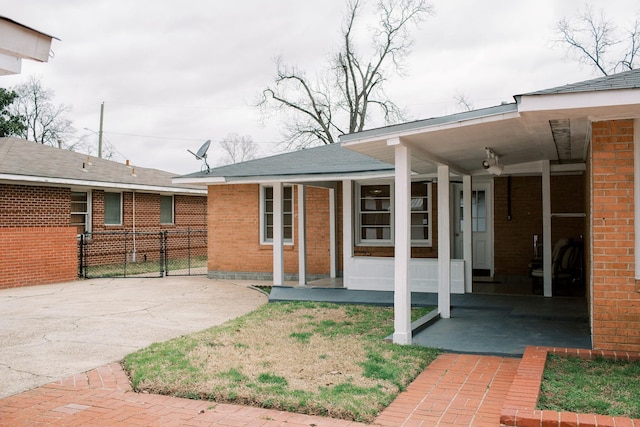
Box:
173;169;395;185
339;103;519;146
0;173;207;195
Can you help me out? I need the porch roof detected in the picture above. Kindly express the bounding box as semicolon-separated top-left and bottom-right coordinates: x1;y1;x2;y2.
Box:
175;69;640;185
340;69;640;176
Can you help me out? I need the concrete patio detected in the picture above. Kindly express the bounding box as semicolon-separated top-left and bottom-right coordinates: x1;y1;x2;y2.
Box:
269;286;591;356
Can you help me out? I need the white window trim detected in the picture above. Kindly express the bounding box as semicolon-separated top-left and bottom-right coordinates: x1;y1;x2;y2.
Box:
260;184;294;245
355;180;432;247
356;180;394;246
71;190;92;234
160;194;175;225
411;182;433;247
104;191;123;226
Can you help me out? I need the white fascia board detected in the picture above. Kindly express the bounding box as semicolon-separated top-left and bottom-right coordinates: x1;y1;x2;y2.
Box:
0;19;53;62
172;176;227;185
518;89;640;113
0;52;20;75
230;171;396;184
0;173;206;195
342;110;521;147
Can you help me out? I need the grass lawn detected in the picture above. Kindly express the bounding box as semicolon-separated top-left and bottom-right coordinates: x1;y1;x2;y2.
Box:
538;354;640;418
123;301;439;422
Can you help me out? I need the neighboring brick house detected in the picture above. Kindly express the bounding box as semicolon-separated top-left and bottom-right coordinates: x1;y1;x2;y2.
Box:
178;70;640;352
0;137;207;289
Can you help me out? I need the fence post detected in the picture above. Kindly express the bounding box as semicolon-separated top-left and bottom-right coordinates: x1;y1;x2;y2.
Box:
78;234;84;278
161;231;167;277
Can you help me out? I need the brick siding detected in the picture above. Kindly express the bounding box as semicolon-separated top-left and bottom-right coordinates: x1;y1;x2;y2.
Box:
0;227;77;289
0;184;70;227
1;184;206;288
590;119;640;352
208;184;334;276
494;175;585;277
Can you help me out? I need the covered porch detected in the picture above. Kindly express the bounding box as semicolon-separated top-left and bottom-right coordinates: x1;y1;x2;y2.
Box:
339;96;593;344
269;286;590;356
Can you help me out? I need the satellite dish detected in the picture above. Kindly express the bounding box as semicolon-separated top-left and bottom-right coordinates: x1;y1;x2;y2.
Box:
188;140;211;173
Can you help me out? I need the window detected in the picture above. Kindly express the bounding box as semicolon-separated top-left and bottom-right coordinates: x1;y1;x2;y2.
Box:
356;181;432;246
471;190;486;232
71;191;90;234
261;185;293;244
160;195;174;224
104;192;122;225
359;184;392;244
410;182;431;244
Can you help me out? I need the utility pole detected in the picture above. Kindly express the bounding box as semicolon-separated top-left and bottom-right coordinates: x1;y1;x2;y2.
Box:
98;102;104;158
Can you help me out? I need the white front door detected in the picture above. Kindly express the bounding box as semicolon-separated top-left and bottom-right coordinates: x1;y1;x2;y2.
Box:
471;181;493;276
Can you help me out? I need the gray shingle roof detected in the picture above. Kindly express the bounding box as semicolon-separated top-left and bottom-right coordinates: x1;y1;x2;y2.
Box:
522;68;640;96
0;137;205;194
179;142;394;179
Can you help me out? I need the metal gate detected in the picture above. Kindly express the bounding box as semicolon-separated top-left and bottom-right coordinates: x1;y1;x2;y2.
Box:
78;229;207;278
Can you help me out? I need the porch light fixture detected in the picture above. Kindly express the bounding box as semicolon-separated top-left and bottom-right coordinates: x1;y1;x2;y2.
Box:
482;147;503;175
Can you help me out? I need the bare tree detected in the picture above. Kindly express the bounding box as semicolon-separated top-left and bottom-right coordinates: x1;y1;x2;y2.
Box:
219;133;258;165
258;0;433;149
453;92;474;112
557;4;640;76
9;75;75;147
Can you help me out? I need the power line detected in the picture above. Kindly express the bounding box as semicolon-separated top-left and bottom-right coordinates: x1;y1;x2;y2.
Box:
103;130;283;145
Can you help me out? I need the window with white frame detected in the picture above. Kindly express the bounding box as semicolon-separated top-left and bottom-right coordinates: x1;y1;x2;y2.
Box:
261;185;293;244
160;195;174;224
356;181;432;246
71;191;90;234
104;192;122;225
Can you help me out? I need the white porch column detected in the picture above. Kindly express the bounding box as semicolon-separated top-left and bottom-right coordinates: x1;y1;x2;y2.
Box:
463;175;473;293
273;182;285;286
393;140;412;345
329;186;337;278
298;184;306;286
542;160;552;297
438;165;451;318
342;180;353;284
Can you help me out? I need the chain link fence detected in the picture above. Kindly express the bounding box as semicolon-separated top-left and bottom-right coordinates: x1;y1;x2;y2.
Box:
78;229;207;279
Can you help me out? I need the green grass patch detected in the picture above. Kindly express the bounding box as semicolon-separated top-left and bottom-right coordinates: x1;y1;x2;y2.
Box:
123;302;438;422
538;354;640;418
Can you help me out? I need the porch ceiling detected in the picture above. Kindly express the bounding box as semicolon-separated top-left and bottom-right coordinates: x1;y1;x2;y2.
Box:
341;99;640;176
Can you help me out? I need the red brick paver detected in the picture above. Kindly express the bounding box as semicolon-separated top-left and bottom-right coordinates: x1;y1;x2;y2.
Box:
375;354;519;426
0;354;519;426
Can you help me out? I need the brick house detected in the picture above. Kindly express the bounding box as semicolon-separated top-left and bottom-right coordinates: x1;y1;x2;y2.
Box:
177;70;640;352
0;137;207;289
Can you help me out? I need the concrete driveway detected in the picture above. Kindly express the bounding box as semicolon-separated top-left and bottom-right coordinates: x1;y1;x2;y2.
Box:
0;277;268;399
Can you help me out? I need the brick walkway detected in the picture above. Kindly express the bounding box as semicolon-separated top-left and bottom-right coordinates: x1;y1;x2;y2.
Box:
377;354;519;426
0;354;518;426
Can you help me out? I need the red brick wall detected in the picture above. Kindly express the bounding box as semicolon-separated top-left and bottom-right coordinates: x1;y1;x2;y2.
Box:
0;184;70;227
91;191;206;232
207;184;332;277
0;185;77;288
0;184;206;288
0;227;77;289
494;175;585;276
591;119;640;352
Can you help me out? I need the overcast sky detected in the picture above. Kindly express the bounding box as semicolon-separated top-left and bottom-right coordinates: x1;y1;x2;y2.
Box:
2;0;638;174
